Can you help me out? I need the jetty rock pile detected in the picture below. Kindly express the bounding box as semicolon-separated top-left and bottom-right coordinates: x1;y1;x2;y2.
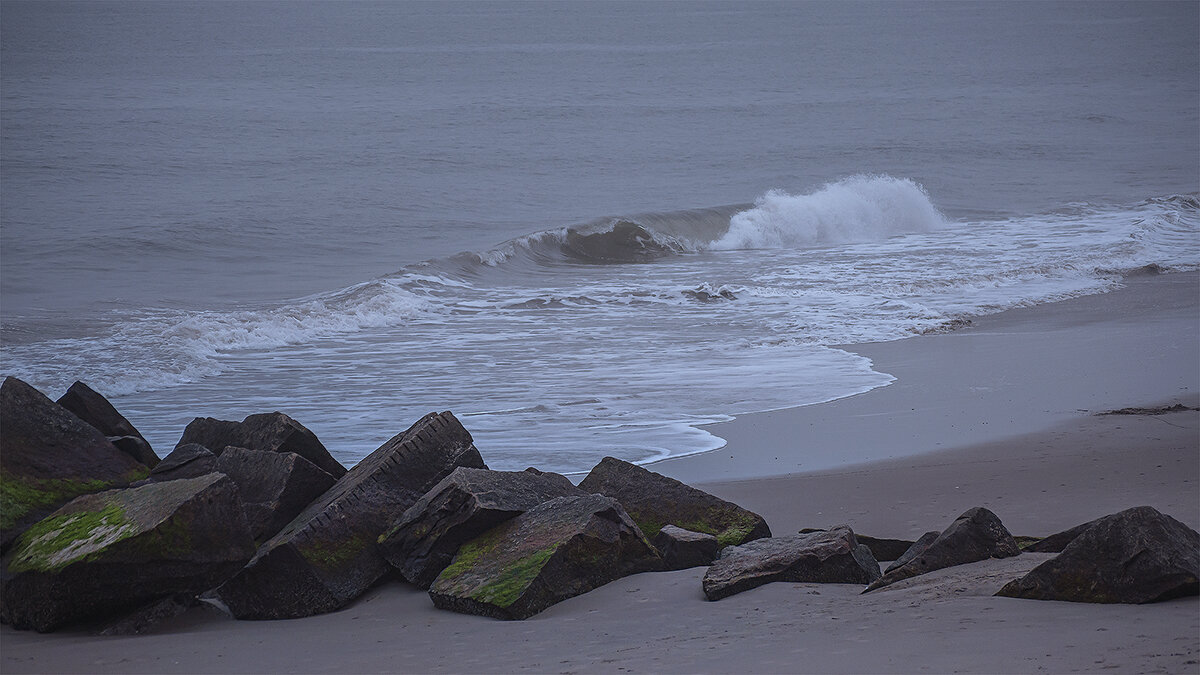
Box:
0;375;1196;634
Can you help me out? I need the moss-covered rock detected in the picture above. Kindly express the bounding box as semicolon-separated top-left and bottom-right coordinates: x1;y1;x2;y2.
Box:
0;473;255;632
378;467;584;589
0;376;149;550
429;494;663;620
214;411;486;620
578;456;770;548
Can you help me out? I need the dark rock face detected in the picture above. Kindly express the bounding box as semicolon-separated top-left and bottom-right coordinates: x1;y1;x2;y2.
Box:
379;467;584;589
56;381;158;468
215;447;336;543
214;412;486;620
144;444;217;483
0;377;149;550
0;474;255;632
865;507;1020;593
653;524;720;570
800;528;916;563
176;412;346;479
997;506;1200;604
1023;518;1104;553
429;494;662;620
885;531;940;574
99;593;198;636
578;456;770;547
703;526;881;601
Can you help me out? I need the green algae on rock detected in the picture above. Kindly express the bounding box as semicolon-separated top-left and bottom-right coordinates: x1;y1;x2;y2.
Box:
0;474;255;632
429;494;663;620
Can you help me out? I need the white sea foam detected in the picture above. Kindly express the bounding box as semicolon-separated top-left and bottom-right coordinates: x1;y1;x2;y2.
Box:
711;175;947;250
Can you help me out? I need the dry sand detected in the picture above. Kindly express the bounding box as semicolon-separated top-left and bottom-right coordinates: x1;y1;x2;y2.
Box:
2;272;1197;674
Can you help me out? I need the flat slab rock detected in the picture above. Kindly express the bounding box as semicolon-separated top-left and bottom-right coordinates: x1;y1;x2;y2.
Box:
176;412;346;478
429;494;662;620
379;467;584;589
0;474;255;632
142;444;217;483
578;456;770;548
865;507;1020;593
997;506;1200;604
1023;517;1104;553
0;376;149;550
214;412;486;620
703;526;881;601
56;381;158;468
800;528;916;563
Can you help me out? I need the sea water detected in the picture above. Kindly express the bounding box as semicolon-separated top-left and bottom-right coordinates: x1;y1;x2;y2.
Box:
2;1;1197;473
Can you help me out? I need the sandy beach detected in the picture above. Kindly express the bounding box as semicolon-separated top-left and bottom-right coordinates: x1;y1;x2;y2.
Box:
2;271;1197;674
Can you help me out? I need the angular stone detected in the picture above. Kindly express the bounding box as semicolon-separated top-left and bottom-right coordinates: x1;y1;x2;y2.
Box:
213;411;486;620
578;456;770;547
997;506;1200;604
0;377;149;550
703;526;881;601
864;507;1020;593
56;381;158;468
99;593;198;636
0;474;255;632
653;524;720;570
1023;517;1104;553
144;444;217;483
429;494;662;620
176;412;346;479
378;467;584;589
800;528;916;562
885;531;940;574
215;447;336;543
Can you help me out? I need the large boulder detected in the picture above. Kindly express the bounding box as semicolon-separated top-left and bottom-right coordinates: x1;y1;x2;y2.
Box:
996;506;1200;604
703;526;881;601
0;473;255;632
800;528;916;562
143;444;217;483
213;412;486;620
864;507;1020;593
429;494;662;620
653;524;721;570
56;381;158;468
378;467;584;589
176;412;346;478
215;447;337;543
0;377;149;550
1023;517;1104;553
578;457;770;547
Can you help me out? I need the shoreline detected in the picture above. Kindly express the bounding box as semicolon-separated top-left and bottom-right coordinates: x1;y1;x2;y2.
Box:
2;270;1197;674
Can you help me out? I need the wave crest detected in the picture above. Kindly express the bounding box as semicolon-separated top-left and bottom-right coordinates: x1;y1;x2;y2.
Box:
711;175;946;250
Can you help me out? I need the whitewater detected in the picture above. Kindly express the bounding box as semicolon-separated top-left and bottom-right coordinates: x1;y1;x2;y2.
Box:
3;1;1197;474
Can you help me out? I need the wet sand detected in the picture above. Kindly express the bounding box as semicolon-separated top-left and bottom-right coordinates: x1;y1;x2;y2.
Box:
2;272;1197;674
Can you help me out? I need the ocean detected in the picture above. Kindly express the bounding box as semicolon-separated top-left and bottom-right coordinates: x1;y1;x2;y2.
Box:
2;1;1197;474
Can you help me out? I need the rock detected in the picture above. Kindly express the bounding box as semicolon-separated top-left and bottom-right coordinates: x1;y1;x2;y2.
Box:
864;507;1020;593
143;444;217;483
800;528;916;562
1023;517;1104;553
99;593;198;636
176;412;346;478
653;524;720;570
213;411;486;620
996;506;1200;604
0;474;255;632
0;377;149;551
215;447;336;543
56;381;158;468
703;526;881;601
578;456;770;547
429;494;662;620
884;531;940;574
378;467;584;589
